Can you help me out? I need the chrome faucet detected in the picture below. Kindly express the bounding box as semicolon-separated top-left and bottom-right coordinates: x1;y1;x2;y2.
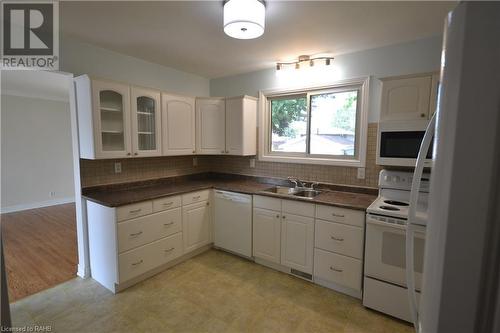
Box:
287;177;305;188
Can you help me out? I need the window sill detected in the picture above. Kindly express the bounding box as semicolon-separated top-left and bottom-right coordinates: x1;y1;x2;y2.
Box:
258;154;365;168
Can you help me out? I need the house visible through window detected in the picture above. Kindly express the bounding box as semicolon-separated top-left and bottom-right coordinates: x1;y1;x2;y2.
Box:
262;78;368;167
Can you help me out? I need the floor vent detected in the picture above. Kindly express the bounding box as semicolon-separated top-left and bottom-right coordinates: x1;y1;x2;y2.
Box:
290;269;312;280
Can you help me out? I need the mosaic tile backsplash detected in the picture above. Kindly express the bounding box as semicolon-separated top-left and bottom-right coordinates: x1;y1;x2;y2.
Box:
80;123;381;188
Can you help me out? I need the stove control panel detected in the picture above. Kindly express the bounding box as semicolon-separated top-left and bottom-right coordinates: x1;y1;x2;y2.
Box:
379;170;430;192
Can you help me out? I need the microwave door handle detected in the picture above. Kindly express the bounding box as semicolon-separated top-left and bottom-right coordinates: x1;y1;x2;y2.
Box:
406;112;437;331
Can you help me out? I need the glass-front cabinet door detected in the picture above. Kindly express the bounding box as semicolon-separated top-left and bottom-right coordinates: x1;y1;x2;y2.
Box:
131;87;161;157
92;80;132;158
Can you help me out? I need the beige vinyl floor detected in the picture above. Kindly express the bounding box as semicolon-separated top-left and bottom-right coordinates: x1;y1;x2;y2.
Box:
10;250;413;333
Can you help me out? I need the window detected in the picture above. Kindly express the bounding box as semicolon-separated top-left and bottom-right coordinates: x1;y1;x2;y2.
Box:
260;78;368;167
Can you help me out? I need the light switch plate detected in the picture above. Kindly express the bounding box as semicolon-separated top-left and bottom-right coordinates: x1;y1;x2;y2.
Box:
357;167;365;179
193;157;198;167
114;162;122;174
249;158;256;168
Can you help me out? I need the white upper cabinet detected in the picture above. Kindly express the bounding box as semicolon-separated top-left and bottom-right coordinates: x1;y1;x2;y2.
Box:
162;94;196;155
380;73;435;122
131;87;162;157
76;76;132;159
196;98;226;154
225;96;257;156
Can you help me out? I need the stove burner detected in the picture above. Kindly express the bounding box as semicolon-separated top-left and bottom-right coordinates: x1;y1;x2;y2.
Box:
383;200;409;207
379;205;400;211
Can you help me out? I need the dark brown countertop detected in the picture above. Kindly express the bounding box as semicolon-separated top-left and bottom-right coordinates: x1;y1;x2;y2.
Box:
82;173;377;211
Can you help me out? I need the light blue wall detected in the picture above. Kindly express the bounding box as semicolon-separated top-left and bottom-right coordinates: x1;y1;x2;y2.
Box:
210;36;443;122
60;37;210;96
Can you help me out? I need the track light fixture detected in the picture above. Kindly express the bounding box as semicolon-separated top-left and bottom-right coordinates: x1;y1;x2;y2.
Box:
276;55;334;71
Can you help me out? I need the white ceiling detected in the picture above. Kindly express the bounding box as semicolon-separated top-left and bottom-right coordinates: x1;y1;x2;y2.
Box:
60;1;456;79
1;71;71;101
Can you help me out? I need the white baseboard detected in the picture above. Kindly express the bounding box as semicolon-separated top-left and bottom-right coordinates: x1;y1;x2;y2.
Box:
0;197;75;214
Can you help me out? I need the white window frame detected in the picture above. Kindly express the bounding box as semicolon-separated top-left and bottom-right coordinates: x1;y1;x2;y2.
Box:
258;77;370;167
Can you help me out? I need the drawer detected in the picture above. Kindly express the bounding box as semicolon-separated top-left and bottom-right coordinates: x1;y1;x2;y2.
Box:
118;232;183;283
315;219;364;259
117;208;182;253
182;190;210;205
152;195;181;213
314;248;362;291
253;195;281;211
282;199;314;217
315;205;364;227
116;201;153;222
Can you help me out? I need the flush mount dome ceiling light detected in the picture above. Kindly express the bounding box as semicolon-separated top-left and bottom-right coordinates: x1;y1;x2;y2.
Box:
224;0;265;39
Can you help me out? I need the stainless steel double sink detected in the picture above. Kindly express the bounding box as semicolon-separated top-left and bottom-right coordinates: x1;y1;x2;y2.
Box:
261;186;321;199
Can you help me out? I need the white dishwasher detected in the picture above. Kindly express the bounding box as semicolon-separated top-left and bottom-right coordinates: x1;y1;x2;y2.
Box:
214;190;252;258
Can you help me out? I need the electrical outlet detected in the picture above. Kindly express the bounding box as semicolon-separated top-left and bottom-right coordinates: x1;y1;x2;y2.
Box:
357;167;365;179
193;157;198;167
114;162;122;174
249;158;256;168
49;191;56;197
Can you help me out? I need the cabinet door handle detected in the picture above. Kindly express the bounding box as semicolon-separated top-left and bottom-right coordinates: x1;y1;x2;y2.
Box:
127;152;131;156
192;150;196;153
420;113;426;118
282;215;286;219
162;202;173;207
164;247;175;253
206;202;210;206
193;195;201;200
134;152;138;156
164;222;174;226
330;266;343;272
129;208;142;214
332;213;345;218
225;150;229;153
330;236;344;241
130;231;143;237
220;150;225;154
132;259;143;266
276;214;280;218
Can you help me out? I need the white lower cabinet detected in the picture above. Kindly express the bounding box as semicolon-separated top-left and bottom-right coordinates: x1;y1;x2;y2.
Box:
87;191;213;293
314;248;362;291
119;233;183;283
252;195;315;275
281;213;314;274
253;208;281;263
182;200;212;253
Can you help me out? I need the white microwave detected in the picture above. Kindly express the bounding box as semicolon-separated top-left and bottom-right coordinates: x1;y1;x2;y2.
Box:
376;120;433;167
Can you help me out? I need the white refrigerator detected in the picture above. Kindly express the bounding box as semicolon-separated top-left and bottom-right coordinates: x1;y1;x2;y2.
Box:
406;2;500;332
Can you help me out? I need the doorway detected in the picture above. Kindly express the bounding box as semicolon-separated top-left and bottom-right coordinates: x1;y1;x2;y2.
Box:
1;70;84;303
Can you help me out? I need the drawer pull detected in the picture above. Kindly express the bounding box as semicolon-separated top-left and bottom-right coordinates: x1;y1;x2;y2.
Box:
330;236;344;241
132;259;143;266
163;202;173;207
332;213;345;218
129;208;142;214
192;195;201;200
330;266;343;273
164;222;174;226
129;231;143;237
164;247;175;253
276;214;280;218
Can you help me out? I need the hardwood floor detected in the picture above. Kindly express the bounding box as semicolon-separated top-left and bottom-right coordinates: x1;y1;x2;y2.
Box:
1;203;77;302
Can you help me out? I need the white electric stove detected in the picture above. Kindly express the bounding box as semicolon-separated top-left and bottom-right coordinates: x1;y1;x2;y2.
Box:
363;170;429;322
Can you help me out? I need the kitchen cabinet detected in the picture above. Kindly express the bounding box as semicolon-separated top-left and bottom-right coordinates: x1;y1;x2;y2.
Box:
313;204;365;298
196;96;257;155
162;94;196;155
76;76;132;159
182;199;211;253
196;98;226;154
225;96;257;155
253;207;281;264
131;87;162;157
429;73;440;117
380;72;439;122
280;213;314;274
253;195;315;274
75;76;162;159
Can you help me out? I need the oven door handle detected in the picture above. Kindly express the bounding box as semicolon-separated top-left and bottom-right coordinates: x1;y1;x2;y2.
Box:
366;217;407;231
